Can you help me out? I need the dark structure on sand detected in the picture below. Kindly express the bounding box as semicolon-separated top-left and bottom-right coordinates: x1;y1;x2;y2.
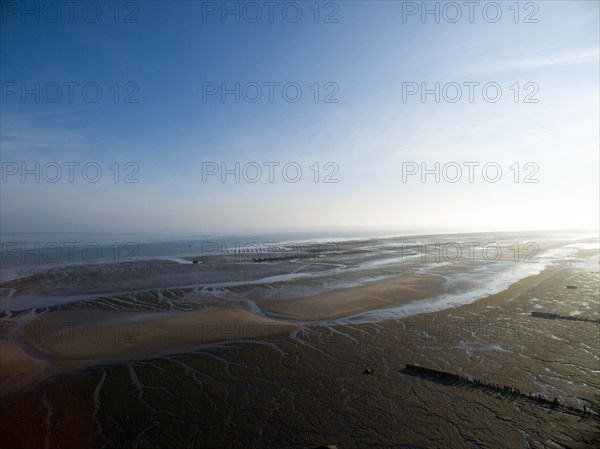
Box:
401;364;597;420
530;311;600;324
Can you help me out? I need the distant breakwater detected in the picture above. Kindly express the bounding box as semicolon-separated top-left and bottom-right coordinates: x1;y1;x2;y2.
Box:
401;364;598;420
530;311;600;324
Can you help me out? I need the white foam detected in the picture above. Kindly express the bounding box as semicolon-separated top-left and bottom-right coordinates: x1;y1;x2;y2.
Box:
324;257;547;325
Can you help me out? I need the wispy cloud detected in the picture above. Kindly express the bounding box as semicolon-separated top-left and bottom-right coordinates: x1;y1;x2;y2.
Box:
463;47;599;75
0;114;90;156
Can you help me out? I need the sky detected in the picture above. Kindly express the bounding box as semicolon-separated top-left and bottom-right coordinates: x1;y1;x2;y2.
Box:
1;0;599;235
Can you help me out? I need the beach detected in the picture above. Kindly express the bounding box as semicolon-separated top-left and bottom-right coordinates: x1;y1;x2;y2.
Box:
0;231;598;448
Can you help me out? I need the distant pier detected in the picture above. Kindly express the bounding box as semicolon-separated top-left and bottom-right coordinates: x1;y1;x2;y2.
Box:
530;311;600;324
401;364;597;420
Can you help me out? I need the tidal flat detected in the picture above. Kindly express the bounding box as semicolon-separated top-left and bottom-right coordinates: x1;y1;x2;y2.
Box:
1;231;598;448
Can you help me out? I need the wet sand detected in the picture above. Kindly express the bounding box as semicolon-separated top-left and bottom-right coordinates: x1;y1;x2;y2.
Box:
1;306;298;395
1;272;443;394
0;234;598;448
257;273;444;320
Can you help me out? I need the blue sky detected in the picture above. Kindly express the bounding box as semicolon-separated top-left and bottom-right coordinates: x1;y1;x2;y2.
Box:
1;1;598;234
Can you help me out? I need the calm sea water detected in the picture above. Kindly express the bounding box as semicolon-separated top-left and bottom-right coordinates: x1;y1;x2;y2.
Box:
1;228;597;275
0;228;428;269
